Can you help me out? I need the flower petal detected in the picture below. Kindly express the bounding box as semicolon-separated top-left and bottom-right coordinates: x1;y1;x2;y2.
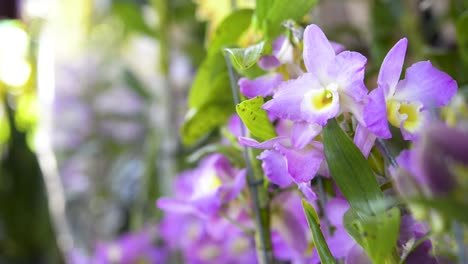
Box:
378;38;407;97
276;144;324;183
258;150;293;188
297;183;318;203
353;124;377;158
239;73;283;98
327;51;368;102
363;87;391;139
330;41;346;54
263;73;321;121
303;24;335;79
238;136;290;149
325;198;350;227
394;61;457;108
258;55;281;70
291;122;322;149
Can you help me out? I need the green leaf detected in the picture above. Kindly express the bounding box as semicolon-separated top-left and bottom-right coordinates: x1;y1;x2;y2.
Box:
456;10;468;67
410;197;468;225
188;55;231;108
344;207;401;264
181;104;233;146
182;10;254;145
236;96;277;141
262;0;319;39
302;200;337;264
207;9;254;57
323;119;384;216
255;0;271;26
225;41;265;70
187;144;245;167
111;1;154;35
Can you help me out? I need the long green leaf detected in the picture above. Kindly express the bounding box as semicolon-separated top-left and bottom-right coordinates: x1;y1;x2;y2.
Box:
181;103;232;145
302;200;336;264
207;9;254;57
182;10;254;145
456;10;468;67
236;96;276;141
255;0;271;26
323;119;384;216
344;207;401;264
262;0;318;39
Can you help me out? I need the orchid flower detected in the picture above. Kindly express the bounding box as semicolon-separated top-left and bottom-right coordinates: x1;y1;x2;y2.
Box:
157;154;246;217
239;136;323;201
364;38;457;140
262;24;368;127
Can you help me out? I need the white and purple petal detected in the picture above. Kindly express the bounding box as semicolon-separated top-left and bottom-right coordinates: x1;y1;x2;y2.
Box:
276;144;324;183
363;87;392;139
353;124;377;158
303;24;336;80
239;73;284;98
238;136;290;149
263;73;321;121
258;150;292;188
327;51;368;102
378;38;407;97
393;61;457;108
291;122;322;149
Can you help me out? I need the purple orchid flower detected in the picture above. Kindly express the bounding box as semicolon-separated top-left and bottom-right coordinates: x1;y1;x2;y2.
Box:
239;136;323;201
92;228;166;264
262;24;368;127
157;154;246;217
270;191;313;263
398;215;438;264
395;123;468;196
160;208;257;264
364;38;457;140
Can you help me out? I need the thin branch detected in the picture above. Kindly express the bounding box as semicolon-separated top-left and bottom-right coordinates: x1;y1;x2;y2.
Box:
224;52;273;264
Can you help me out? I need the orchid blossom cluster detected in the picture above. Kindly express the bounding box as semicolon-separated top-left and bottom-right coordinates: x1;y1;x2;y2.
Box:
155;22;466;264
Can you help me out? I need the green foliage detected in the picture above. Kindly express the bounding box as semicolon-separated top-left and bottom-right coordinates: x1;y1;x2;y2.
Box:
182;10;254;145
236;96;276;141
410;197;468;225
302;200;336;264
256;0;319;39
181;104;233;145
456;11;468;68
323;119;401;263
111;1;155;35
370;0;403;63
323;119;384;216
187;143;245;167
344;207;401;264
225;41;265;70
207;9;255;58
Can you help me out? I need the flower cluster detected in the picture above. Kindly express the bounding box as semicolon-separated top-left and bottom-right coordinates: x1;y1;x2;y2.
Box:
158;23;462;263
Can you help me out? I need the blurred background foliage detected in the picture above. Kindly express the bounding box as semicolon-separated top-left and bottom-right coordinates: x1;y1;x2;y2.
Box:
0;0;467;263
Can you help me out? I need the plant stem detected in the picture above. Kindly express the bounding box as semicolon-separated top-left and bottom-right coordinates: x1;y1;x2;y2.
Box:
453;221;466;264
224;53;273;264
376;138;397;167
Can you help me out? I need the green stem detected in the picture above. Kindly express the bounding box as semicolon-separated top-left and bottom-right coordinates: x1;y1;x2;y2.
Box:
376;138;397;167
225;53;273;264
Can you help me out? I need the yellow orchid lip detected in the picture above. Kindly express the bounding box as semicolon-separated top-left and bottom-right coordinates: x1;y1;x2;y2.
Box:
387;99;423;133
311;89;334;110
304;83;338;112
